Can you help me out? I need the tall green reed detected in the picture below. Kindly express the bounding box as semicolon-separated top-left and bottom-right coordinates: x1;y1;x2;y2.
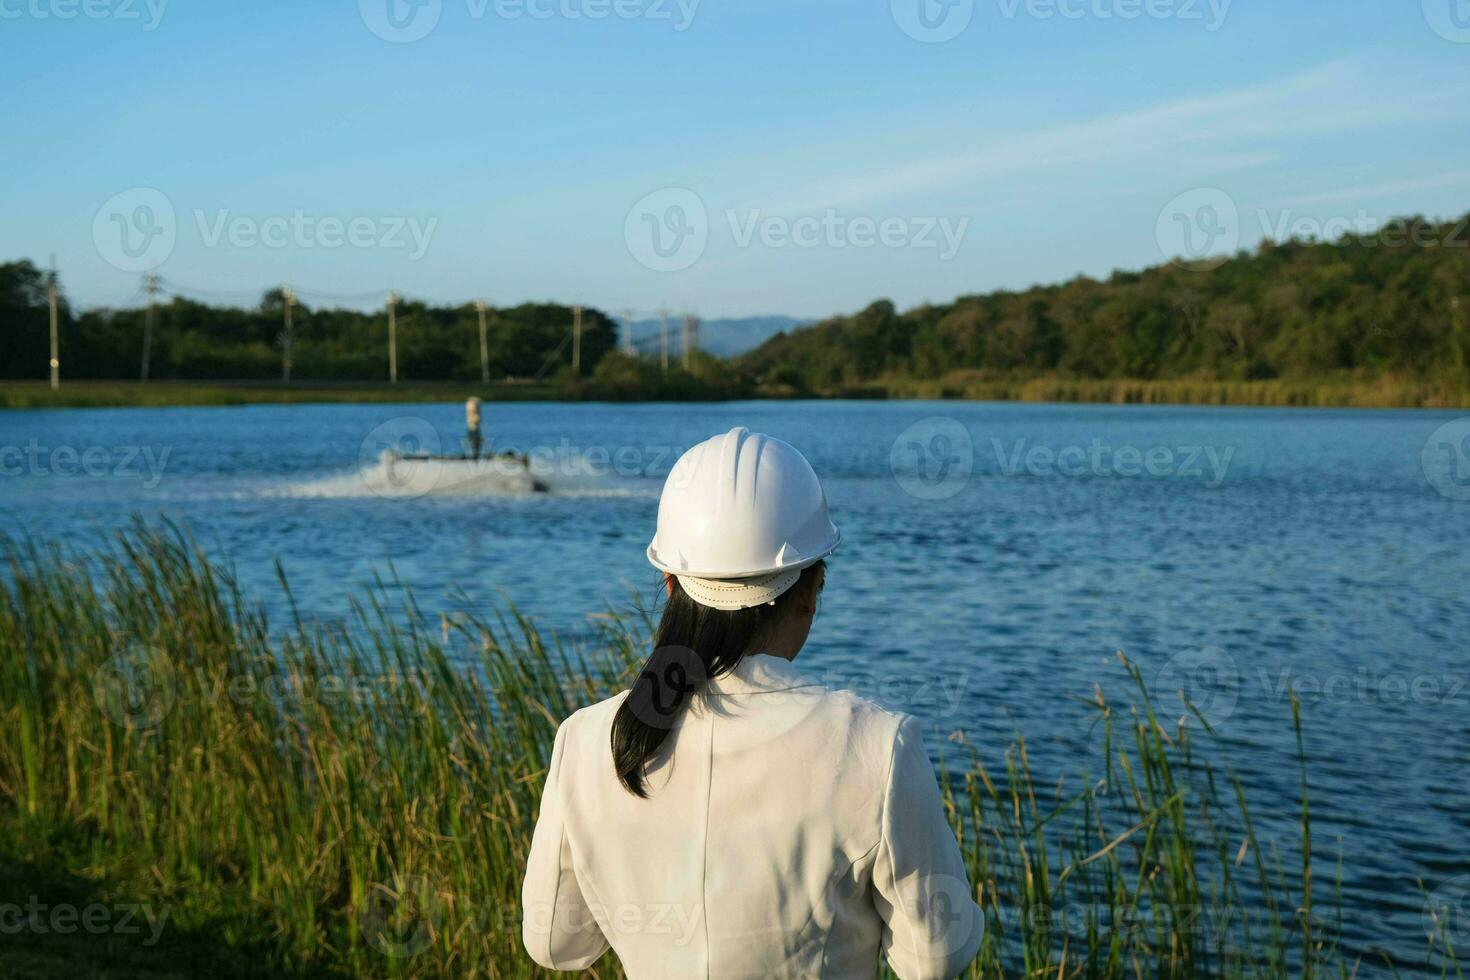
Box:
0;523;1457;977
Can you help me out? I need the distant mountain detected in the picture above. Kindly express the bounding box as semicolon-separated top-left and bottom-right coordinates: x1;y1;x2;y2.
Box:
620;315;806;358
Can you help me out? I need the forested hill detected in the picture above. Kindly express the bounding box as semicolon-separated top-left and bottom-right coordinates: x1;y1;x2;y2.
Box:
741;214;1470;392
4;213;1468;405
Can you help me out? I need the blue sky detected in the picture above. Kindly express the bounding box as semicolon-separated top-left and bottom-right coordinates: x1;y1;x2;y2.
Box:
4;0;1470;318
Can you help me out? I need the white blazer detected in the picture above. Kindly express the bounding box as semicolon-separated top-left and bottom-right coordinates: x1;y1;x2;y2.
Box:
522;653;984;978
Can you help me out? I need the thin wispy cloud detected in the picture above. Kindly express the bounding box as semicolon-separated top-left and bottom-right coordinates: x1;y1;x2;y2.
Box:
756;59;1470;214
1257;170;1470;210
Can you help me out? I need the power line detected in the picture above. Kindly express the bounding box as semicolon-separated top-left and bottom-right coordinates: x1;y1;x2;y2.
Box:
153;277;267;301
533;326;575;382
289;286;391;303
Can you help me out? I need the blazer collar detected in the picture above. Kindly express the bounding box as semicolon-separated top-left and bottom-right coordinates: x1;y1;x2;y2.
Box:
704;653;819;696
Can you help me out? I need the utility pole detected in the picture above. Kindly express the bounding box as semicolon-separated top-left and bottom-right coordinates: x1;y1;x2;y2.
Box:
475;300;490;383
682;313;699;369
571;304;583;376
659;308;669;374
47;255;59;390
141;272;157;382
282;285;295;383
619;308;636;356
387;291;398;384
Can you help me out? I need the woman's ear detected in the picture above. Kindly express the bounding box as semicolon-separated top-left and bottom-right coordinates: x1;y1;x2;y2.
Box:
665;573;676;598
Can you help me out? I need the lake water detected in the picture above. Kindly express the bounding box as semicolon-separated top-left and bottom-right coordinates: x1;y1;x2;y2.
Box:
2;399;1468;968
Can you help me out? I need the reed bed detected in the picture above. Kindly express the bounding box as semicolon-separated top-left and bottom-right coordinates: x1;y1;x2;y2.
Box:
0;524;1457;977
0;380;562;410
8;374;1470;411
875;373;1470;409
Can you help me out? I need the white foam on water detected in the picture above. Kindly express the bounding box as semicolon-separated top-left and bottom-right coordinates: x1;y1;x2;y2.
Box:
263;451;654;500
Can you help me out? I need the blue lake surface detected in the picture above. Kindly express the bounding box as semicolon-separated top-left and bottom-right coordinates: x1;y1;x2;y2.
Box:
2;399;1467;968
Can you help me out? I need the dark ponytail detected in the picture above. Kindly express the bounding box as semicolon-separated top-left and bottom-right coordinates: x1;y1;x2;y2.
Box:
611;563;823;797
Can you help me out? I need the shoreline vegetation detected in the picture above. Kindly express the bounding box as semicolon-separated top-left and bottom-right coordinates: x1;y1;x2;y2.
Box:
6;212;1470;412
2;374;1467;411
0;524;1460;977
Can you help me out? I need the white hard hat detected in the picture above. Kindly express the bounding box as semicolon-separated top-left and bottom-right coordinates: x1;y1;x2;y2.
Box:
647;427;840;609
